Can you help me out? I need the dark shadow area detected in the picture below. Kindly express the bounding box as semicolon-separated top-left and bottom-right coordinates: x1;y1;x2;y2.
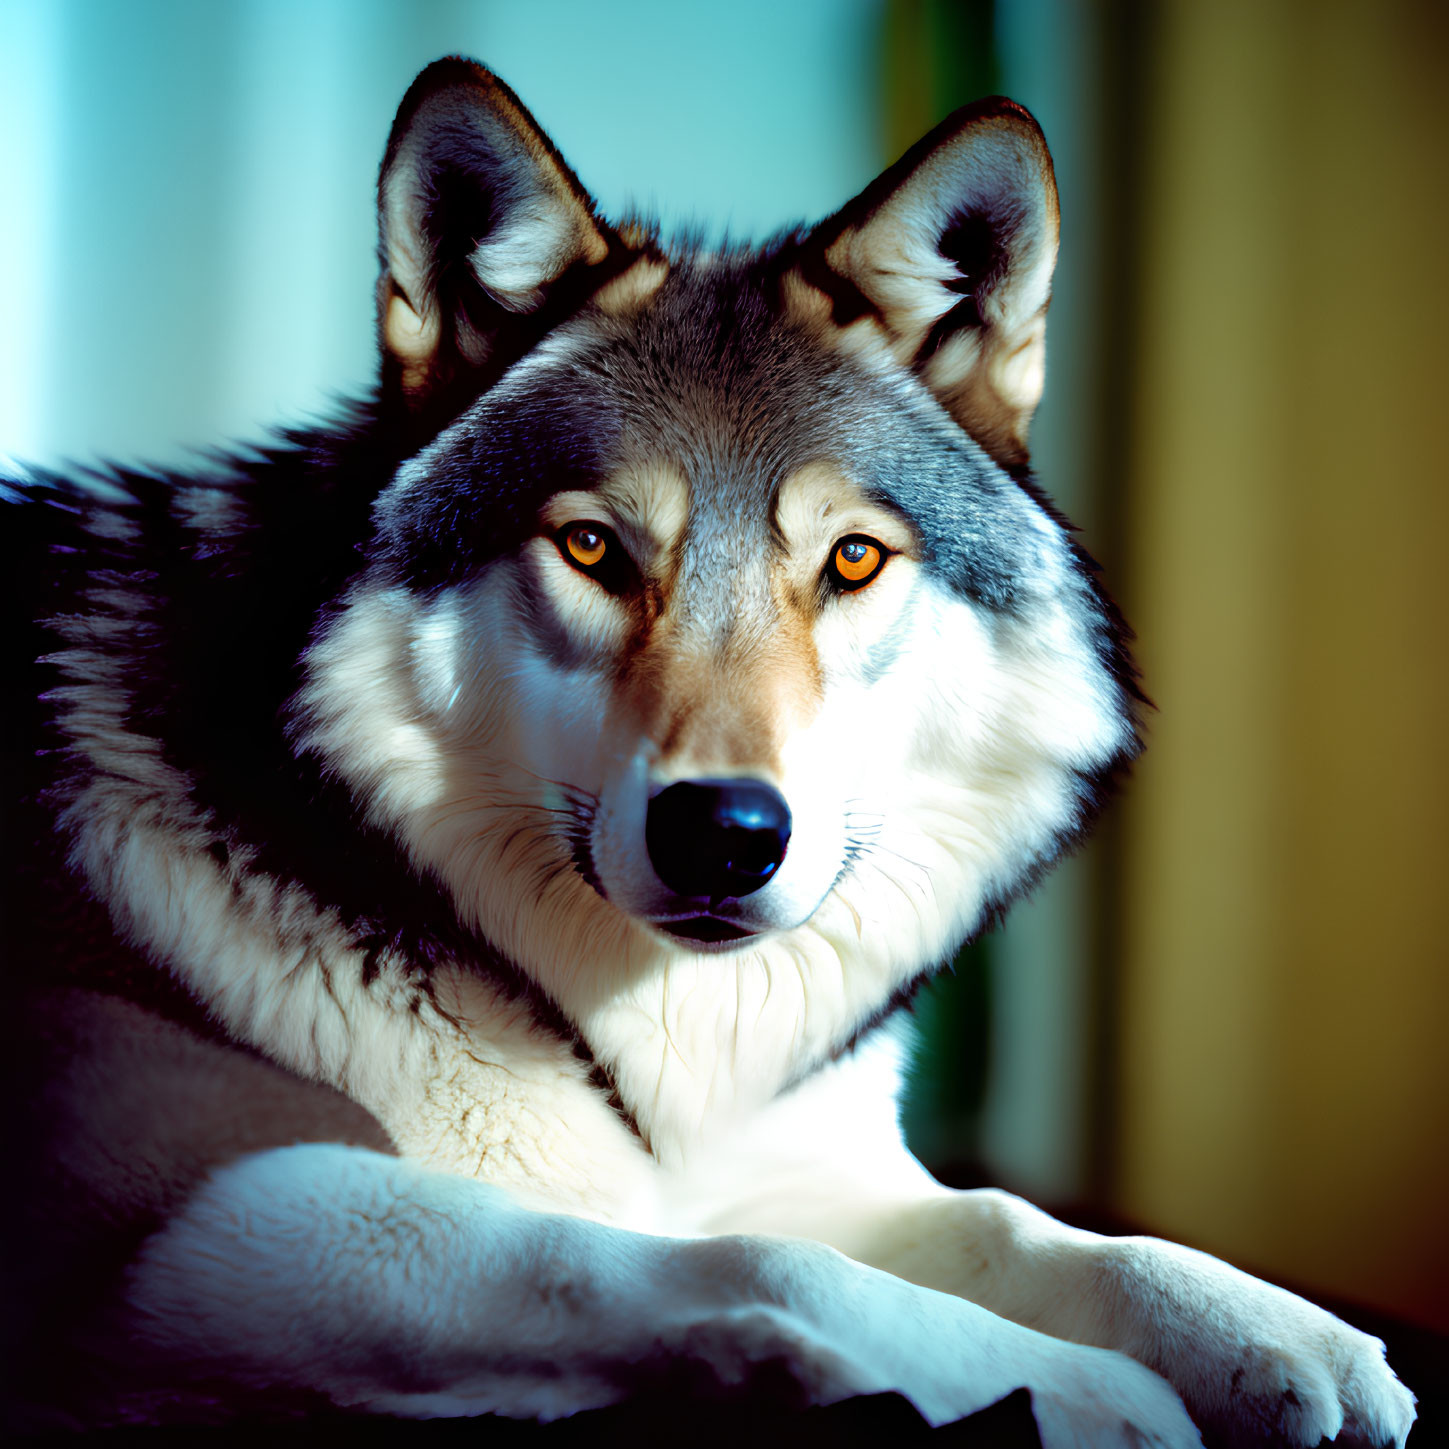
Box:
12;1389;1043;1449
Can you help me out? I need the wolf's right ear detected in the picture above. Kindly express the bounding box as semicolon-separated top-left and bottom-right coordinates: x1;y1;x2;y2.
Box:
791;99;1059;467
377;58;614;409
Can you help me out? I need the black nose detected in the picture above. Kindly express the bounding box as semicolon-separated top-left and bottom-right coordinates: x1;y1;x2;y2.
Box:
645;779;792;901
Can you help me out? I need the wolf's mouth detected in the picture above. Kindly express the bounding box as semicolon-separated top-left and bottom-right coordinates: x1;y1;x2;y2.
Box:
658;915;757;945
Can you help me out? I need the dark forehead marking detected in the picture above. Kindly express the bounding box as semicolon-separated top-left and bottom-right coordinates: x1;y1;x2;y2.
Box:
583;259;847;490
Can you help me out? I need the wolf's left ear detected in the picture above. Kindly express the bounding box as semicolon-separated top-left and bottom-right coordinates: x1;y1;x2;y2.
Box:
793;99;1059;466
377;58;614;408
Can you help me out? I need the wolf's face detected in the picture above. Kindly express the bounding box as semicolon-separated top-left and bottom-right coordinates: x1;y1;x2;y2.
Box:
292;64;1137;1123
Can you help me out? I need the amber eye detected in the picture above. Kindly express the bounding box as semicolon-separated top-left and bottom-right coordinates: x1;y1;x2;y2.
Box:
828;535;887;591
555;520;636;593
562;523;609;570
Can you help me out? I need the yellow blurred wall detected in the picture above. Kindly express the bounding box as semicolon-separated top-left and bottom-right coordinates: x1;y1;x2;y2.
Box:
1116;0;1449;1330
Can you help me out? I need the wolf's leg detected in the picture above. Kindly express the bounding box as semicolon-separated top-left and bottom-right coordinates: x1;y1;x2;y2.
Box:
121;1142;1200;1444
703;1037;1413;1446
830;1187;1416;1449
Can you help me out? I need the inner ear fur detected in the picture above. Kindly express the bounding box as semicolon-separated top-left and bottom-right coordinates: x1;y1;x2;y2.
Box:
377;57;618;410
796;98;1060;467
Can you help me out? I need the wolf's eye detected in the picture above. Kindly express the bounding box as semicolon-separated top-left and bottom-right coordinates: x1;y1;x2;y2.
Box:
563;524;609;570
555;520;633;592
827;535;887;591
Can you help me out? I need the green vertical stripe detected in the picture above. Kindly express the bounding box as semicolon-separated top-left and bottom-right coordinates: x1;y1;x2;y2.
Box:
880;0;1000;161
883;0;1003;1179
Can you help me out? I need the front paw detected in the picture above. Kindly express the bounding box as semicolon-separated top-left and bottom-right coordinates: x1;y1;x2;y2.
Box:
1210;1328;1415;1449
1099;1240;1416;1447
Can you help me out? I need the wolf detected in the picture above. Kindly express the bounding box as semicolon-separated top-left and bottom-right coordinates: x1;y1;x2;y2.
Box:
3;57;1415;1445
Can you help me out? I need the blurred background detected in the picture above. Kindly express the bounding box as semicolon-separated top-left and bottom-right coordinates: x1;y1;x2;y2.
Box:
2;0;1445;1348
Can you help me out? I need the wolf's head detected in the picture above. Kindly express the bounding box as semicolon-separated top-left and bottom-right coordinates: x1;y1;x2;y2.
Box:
293;60;1139;1148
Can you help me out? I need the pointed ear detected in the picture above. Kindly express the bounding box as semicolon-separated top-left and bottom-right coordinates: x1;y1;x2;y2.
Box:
377;58;614;408
795;98;1059;466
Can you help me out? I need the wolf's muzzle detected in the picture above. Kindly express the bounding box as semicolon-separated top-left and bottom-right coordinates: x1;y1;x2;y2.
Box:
645;779;791;902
